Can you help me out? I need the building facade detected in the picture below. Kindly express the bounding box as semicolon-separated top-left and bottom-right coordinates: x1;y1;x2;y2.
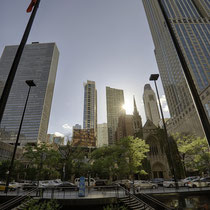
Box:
46;134;64;146
116;97;142;141
116;97;170;179
97;123;108;147
71;128;96;148
83;81;97;136
143;120;170;179
0;42;59;145
73;124;82;130
106;87;125;145
143;84;161;127
0;140;23;161
142;0;209;137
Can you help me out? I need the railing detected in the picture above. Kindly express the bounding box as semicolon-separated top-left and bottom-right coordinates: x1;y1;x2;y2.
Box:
0;188;38;210
139;192;174;210
116;185;155;210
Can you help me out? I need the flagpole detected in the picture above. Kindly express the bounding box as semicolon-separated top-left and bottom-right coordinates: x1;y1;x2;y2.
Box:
0;0;41;125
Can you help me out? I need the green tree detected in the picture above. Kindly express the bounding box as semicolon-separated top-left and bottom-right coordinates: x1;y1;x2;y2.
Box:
173;133;210;176
23;143;61;180
91;136;149;180
0;160;25;181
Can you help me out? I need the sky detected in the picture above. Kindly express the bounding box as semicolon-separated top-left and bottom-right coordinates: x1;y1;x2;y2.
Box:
0;0;169;137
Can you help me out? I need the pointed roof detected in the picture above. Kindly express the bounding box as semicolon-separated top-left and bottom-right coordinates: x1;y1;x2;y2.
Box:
143;119;157;129
133;96;139;116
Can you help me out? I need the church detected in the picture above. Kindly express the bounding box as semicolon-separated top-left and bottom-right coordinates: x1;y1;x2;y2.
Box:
116;84;171;179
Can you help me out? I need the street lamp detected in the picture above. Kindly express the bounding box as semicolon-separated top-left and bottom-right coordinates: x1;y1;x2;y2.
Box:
5;80;36;193
149;74;178;189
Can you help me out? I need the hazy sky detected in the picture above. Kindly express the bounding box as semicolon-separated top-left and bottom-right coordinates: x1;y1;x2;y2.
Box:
0;0;169;136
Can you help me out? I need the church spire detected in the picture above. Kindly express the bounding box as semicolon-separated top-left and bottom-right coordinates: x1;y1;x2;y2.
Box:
133;96;139;115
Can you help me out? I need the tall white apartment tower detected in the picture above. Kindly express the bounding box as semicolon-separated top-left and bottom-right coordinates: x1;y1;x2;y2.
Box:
106;87;125;145
0;42;59;145
142;0;210;137
83;80;97;134
143;84;160;127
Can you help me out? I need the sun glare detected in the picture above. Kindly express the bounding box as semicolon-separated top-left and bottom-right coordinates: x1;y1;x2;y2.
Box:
122;101;133;114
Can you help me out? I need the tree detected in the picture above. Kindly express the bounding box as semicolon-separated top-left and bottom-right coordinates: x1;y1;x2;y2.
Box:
173;133;210;176
91;136;149;180
23;143;61;180
0;160;25;181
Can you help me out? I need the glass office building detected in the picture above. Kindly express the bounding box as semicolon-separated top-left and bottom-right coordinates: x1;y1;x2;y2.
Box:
0;43;59;145
142;0;209;136
106;87;125;144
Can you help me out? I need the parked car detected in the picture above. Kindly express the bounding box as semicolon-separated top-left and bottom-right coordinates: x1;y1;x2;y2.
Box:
39;179;62;188
134;180;158;191
163;179;185;188
181;176;200;186
56;182;78;191
94;179;115;190
0;183;16;191
22;182;37;190
10;182;24;189
113;179;133;188
187;177;210;188
150;178;164;186
75;178;96;187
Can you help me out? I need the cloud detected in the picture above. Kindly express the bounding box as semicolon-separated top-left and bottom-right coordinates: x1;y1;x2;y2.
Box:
62;123;72;130
54;132;65;137
159;95;169;113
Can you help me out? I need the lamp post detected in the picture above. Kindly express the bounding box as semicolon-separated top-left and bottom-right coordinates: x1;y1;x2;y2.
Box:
5;80;36;193
149;74;178;189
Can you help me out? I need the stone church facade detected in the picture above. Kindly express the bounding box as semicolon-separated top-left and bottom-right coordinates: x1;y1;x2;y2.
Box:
116;97;170;179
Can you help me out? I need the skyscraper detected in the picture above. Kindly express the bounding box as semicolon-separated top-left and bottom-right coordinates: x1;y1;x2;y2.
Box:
106;87;125;144
142;0;209;137
83;80;97;134
143;84;160;127
0;42;59;145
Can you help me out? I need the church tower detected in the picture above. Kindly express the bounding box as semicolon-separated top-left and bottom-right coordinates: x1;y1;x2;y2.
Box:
133;96;143;138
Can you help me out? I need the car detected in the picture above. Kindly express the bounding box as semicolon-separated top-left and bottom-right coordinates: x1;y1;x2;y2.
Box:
10;182;23;189
150;178;164;186
22;182;37;190
39;180;62;188
187;177;210;188
181;176;200;186
134;180;158;191
56;182;78;191
94;179;115;190
163;179;185;188
0;183;16;191
113;179;133;188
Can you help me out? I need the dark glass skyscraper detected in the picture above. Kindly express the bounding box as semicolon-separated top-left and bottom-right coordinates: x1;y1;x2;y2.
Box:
0;42;59;145
143;0;210;137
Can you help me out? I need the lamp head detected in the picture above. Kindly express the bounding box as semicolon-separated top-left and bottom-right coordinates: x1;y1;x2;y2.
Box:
149;74;159;81
25;80;36;87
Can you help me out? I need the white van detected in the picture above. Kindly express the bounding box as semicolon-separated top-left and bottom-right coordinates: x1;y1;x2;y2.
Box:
75;178;96;187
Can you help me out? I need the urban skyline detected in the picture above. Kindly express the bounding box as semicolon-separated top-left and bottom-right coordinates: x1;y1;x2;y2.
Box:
0;0;169;137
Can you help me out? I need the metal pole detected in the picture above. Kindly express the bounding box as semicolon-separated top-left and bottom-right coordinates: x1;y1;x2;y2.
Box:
5;86;32;193
0;0;40;124
157;0;210;145
154;80;179;189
